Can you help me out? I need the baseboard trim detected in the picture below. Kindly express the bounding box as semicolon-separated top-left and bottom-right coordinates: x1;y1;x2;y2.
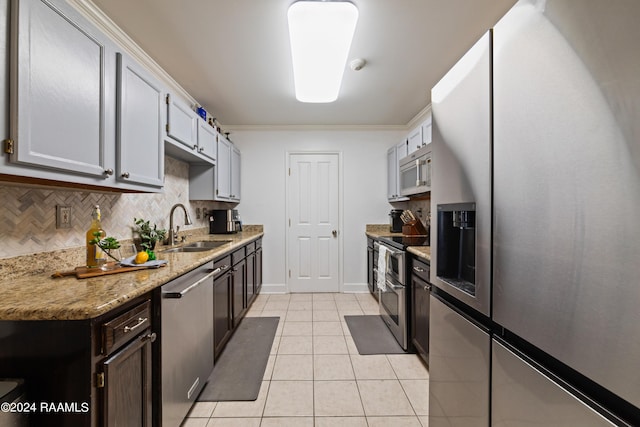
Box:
342;283;370;293
260;283;287;294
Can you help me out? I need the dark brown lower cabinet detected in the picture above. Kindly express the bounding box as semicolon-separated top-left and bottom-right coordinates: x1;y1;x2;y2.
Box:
255;242;263;295
232;257;247;327
214;256;233;360
411;257;431;366
101;331;153;427
98;300;155;427
246;247;256;306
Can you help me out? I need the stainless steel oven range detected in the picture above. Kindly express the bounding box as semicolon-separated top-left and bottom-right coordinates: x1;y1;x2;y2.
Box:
375;235;429;350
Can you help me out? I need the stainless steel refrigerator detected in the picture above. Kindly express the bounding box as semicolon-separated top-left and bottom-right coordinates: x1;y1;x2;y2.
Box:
430;0;640;425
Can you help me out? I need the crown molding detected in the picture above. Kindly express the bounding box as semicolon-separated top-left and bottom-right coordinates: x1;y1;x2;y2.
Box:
224;124;408;132
66;0;196;106
406;104;432;130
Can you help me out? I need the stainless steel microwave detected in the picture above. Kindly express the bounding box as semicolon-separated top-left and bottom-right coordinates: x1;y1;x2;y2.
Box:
399;143;432;196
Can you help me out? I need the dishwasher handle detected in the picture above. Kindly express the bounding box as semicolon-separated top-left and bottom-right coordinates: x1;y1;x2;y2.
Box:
162;265;229;298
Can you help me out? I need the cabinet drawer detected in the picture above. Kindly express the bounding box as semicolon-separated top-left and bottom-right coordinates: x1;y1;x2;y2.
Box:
246;241;256;255
214;255;232;273
102;300;151;355
411;258;430;282
231;247;245;266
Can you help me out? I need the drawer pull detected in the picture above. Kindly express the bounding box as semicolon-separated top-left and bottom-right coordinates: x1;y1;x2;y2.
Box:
141;332;157;343
123;317;148;333
413;266;426;273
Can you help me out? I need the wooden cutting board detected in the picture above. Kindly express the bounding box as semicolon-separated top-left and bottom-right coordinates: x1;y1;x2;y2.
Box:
51;262;166;279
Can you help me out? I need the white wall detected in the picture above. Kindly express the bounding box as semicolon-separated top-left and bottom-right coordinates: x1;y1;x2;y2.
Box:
232;129;404;292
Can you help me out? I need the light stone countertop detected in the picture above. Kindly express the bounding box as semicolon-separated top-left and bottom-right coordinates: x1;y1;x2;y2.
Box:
0;228;263;321
366;224;431;262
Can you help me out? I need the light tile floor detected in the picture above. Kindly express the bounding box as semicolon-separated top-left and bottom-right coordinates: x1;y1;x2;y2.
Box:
182;292;429;427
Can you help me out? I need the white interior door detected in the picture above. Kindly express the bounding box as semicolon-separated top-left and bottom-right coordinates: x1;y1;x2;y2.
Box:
288;153;340;293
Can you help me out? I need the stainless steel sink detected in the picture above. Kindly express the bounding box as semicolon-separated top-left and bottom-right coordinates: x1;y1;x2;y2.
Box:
161;240;232;253
185;240;231;249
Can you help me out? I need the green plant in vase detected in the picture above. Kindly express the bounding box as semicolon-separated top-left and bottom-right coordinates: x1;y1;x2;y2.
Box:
133;218;167;258
89;233;122;263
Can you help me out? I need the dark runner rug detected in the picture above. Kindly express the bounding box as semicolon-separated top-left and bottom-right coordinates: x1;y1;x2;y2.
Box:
197;317;279;401
344;315;407;355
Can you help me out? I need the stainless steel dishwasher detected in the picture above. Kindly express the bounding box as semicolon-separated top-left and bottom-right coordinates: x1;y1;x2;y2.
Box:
161;261;220;426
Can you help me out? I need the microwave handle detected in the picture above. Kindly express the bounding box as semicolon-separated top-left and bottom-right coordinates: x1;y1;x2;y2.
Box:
416;158;426;187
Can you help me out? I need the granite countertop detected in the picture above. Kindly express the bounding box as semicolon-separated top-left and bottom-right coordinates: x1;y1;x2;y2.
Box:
0;229;263;321
366;224;431;262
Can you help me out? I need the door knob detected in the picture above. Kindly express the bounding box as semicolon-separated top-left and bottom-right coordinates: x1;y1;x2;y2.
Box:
332;230;338;237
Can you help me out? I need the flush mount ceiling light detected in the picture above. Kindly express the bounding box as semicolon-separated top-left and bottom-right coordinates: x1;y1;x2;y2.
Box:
287;0;359;103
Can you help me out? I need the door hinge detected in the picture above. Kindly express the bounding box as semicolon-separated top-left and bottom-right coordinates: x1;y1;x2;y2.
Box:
288;168;291;176
96;372;105;388
289;270;291;278
165;94;170;105
288;219;291;227
166;123;170;133
4;139;14;154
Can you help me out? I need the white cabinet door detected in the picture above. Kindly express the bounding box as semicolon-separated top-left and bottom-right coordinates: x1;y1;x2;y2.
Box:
215;135;231;200
11;0;113;178
230;145;241;201
197;119;217;162
421;115;432;145
407;127;423;154
387;146;397;200
166;94;197;150
116;53;164;188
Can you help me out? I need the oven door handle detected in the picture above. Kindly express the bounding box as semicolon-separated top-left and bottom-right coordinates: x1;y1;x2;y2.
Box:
385;281;404;290
374;242;403;257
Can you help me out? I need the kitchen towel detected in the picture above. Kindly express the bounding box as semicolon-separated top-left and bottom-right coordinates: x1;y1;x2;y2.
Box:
377;244;388;291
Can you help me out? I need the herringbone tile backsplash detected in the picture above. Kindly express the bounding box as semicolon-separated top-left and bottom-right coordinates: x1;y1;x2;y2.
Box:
0;157;231;259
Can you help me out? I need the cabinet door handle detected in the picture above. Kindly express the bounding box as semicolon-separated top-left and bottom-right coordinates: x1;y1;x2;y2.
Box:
193;144;198;150
141;332;156;343
121;172;130;178
123;317;148;333
104;168;114;176
424;285;431;292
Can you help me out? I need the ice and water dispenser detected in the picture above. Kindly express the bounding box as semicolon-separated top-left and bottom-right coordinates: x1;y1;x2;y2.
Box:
436;203;477;296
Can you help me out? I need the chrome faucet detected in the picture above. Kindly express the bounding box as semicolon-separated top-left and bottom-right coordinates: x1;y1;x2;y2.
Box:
167;203;193;245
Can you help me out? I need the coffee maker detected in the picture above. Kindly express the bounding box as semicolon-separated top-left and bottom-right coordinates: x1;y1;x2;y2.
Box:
209;209;242;234
389;209;404;233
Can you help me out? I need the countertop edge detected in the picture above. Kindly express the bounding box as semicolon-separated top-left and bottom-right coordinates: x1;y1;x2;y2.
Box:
0;231;264;321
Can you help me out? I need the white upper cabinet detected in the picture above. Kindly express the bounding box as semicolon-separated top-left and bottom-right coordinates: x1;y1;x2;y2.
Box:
197;119;217;162
1;0;165;191
388;141;409;202
165;93;217;165
230;144;241;201
215;135;232;200
166;94;198;150
116;52;164;188
407;127;423;155
421;115;432;145
407;114;432;155
9;0;114;179
387;146;398;200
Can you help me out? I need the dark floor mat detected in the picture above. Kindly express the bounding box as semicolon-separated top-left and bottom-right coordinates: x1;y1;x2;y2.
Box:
197;317;279;401
344;315;408;355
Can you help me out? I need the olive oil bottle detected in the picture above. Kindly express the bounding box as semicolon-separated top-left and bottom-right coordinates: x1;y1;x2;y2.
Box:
86;205;106;268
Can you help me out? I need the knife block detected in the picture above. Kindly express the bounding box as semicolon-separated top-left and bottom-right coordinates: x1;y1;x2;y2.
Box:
402;220;428;236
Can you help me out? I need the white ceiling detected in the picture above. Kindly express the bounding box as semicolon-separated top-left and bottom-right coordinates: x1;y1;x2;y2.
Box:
91;0;516;127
